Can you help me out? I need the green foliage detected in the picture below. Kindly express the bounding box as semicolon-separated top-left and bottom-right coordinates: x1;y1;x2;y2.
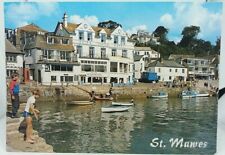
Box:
136;25;220;58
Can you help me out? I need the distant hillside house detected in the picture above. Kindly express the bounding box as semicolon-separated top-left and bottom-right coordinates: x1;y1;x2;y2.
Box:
5;39;24;79
133;47;160;80
54;13;134;84
130;30;160;45
147;60;188;82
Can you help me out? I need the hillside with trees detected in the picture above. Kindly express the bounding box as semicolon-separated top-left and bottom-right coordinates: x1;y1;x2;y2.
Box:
135;25;220;58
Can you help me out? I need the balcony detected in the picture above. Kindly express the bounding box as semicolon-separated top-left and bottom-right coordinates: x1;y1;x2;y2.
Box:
38;55;79;64
79;55;109;60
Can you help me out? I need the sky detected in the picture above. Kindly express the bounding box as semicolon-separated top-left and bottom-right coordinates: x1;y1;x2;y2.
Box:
4;1;223;45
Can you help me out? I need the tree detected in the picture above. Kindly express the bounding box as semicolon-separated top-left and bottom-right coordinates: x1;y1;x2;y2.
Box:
152;26;169;44
179;26;200;47
214;37;221;54
98;20;122;29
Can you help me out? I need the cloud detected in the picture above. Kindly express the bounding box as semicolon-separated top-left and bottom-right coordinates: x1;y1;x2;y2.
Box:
5;2;59;28
69;15;99;26
126;25;148;35
160;1;222;43
160;13;174;28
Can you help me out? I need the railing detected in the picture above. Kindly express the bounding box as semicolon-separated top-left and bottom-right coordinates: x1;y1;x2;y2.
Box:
79;55;109;60
39;55;78;63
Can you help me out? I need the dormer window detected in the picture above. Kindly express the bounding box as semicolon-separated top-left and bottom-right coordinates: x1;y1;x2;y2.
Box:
79;31;84;40
101;33;106;43
47;37;54;44
87;32;92;41
114;36;118;44
62;38;69;44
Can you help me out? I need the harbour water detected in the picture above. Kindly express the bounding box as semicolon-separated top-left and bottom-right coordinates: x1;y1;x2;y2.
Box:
34;97;217;154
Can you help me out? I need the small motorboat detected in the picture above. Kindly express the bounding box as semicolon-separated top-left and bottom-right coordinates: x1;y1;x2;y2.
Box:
150;91;168;98
181;90;197;98
94;96;113;101
101;106;130;113
195;91;210;97
111;101;134;106
67;101;94;105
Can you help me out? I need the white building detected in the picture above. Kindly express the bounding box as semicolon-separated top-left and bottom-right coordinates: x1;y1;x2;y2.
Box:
133;47;160;79
5;39;24;79
182;57;215;80
54;13;134;84
23;31;80;85
147;60;188;82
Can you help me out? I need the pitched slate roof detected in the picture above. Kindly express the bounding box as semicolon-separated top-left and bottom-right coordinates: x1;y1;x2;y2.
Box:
134;55;144;61
5;39;23;54
134;46;154;51
17;23;47;33
24;34;74;51
148;60;185;68
168;54;195;60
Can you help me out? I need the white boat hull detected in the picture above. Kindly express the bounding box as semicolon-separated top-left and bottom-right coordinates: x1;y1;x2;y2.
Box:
195;93;209;97
151;95;168;98
101;106;129;113
68;101;93;105
111;102;134;106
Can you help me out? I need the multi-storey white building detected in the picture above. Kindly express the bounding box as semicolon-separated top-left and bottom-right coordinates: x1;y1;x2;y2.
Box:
54;13;134;84
5;39;24;79
147;60;188;82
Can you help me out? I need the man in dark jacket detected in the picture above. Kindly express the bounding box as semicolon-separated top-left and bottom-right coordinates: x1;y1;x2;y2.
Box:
9;73;20;118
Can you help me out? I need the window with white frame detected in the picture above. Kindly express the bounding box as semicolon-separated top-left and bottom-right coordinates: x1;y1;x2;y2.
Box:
51;76;57;82
122;50;127;58
89;47;95;58
77;46;82;57
121;37;125;45
79;31;84;40
62;38;69;44
6;55;17;62
112;49;117;56
101;33;106;43
60;51;70;61
101;48;106;58
114;35;118;44
44;50;54;59
87;32;92;41
47;37;54;44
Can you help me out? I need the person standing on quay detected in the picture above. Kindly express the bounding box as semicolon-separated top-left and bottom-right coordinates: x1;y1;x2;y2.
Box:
23;89;40;144
9;73;20;118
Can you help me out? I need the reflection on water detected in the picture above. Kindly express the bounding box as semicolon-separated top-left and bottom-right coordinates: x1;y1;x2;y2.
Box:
34;97;217;154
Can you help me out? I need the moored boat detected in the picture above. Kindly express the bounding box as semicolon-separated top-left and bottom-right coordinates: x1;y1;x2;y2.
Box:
101;106;130;113
67;101;94;105
94;96;113;101
150;91;168;98
111;102;134;106
181;90;196;98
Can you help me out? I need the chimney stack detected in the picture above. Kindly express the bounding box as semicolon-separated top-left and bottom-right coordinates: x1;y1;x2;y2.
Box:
63;12;68;27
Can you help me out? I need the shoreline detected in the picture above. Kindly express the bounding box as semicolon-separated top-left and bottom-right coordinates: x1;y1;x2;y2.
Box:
15;80;218;102
6;103;54;152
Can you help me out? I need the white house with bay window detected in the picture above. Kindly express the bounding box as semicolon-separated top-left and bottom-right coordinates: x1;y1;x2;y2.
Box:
23;31;81;85
54;13;134;84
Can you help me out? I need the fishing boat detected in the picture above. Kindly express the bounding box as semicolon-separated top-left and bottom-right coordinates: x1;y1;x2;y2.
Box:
101;106;130;113
150;91;168;98
67;101;94;105
94;96;113;101
111;101;134;106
